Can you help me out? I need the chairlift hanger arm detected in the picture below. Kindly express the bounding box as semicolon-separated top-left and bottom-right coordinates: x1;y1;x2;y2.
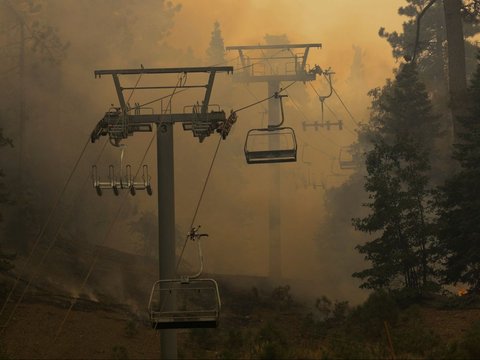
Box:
301;47;310;70
320;71;334;100
202;72;216;114
112;74;127;111
268;93;287;128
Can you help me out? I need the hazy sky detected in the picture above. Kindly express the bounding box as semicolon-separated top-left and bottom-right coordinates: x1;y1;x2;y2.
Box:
38;0;411;302
167;0;405;81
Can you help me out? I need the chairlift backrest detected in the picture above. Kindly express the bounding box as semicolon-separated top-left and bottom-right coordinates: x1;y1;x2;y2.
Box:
244;127;297;164
244;93;297;164
148;278;221;329
339;146;359;170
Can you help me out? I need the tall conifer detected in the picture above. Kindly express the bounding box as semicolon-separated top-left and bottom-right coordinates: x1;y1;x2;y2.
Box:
353;63;439;290
437;54;480;293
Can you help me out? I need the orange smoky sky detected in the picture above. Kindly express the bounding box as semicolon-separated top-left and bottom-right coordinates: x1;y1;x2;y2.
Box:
40;0;410;303
168;0;405;84
150;1;408;302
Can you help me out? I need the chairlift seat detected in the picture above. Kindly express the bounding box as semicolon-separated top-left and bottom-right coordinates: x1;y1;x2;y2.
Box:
244;127;297;164
148;278;221;330
339;160;357;170
150;311;218;329
339;146;359;170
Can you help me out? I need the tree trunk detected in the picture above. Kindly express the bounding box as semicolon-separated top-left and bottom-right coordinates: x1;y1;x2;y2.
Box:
443;0;468;143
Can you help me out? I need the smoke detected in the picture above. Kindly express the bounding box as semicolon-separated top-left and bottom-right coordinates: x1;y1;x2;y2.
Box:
1;0;407;306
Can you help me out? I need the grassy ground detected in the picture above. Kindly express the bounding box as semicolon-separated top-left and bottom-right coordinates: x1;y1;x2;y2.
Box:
0;240;479;359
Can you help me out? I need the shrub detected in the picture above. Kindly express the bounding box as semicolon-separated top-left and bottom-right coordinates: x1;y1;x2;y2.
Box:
462;320;480;358
124;319;138;338
347;290;399;341
111;345;128;360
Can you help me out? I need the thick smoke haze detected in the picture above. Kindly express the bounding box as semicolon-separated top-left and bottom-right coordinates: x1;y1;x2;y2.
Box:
2;0;408;304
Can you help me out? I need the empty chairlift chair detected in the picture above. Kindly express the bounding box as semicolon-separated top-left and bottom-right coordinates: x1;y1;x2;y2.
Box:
148;226;221;330
244;127;297;164
339;146;359;170
148;278;221;329
244;93;297;164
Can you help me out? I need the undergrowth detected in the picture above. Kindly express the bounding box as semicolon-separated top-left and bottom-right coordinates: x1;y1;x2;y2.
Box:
184;284;480;359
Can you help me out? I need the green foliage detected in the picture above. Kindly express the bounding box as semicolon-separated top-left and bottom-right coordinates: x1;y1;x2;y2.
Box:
188;328;218;350
270;285;294;310
315;295;350;325
353;63;439;290
430;320;480;359
321;333;382;360
391;305;442;356
436;54;480;293
128;211;157;257
123;319;138;338
1;0;69;67
440;293;480;309
462;320;480;358
347;290;400;341
0;343;9;360
0;128;12;222
185;283;480;359
300;312;326;340
224;329;245;354
379;0;479;94
251;322;289;360
0;128;14;276
111;345;129;360
206;21;225;65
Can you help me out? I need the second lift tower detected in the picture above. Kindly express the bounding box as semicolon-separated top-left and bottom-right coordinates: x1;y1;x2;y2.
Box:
226;43;322;280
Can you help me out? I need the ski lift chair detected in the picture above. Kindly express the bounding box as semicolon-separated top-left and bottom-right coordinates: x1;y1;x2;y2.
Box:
244;93;297;164
148;278;221;329
244;127;297;164
339;146;359;170
148;226;221;330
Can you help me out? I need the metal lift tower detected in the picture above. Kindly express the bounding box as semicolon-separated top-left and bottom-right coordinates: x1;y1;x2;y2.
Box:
91;66;233;360
226;43;321;280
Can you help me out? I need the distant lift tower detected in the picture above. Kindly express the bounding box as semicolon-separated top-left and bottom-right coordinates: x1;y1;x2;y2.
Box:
90;66;233;360
226;43;322;280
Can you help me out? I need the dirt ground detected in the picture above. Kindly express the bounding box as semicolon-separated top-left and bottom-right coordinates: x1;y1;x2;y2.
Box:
421;307;480;343
1;300;176;359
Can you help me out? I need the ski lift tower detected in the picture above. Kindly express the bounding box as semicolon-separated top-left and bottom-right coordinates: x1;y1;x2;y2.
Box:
226;43;321;280
91;66;233;360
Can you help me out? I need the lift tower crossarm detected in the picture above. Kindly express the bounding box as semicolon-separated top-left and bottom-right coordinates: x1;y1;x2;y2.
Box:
225;43;321;50
94;66;234;77
94;66;233;112
90;66;234;144
226;43;320;83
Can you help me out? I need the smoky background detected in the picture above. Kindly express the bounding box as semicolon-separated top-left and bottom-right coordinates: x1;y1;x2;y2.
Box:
0;0;406;307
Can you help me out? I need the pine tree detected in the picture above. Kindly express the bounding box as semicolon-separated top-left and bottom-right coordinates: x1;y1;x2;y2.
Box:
436;53;480;293
353;63;439;290
0;128;14;274
206;21;225;65
379;0;479;92
0;128;12;223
